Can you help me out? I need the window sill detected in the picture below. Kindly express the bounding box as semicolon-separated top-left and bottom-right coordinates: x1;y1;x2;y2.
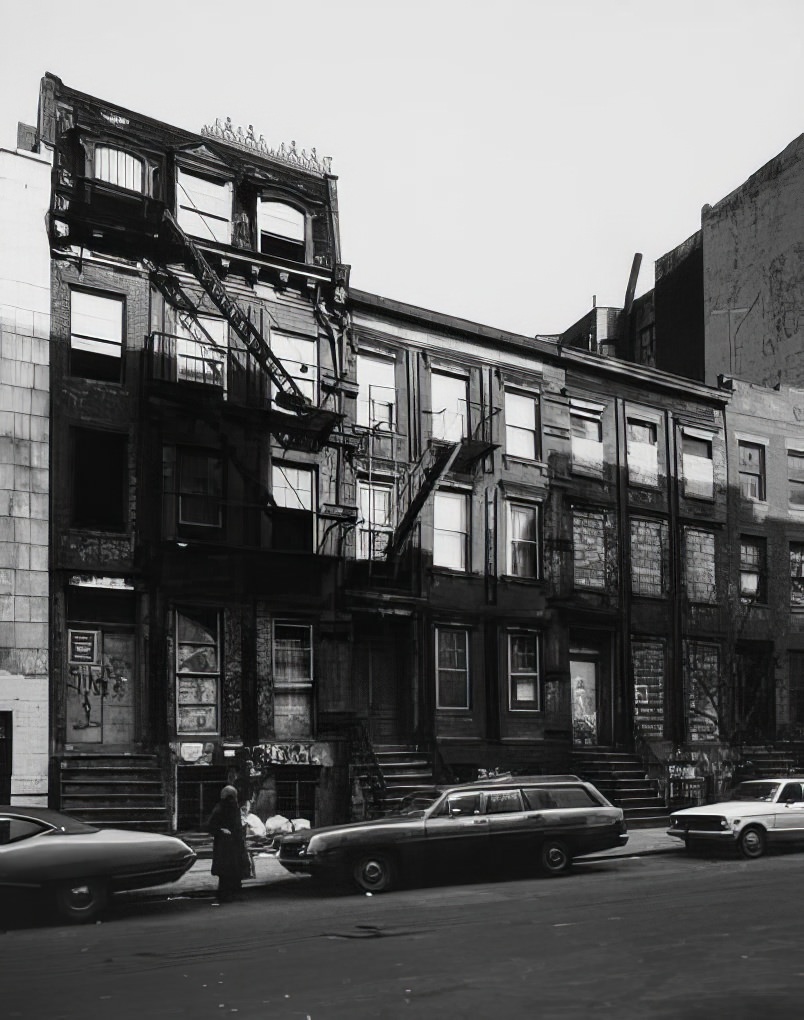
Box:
500;574;542;585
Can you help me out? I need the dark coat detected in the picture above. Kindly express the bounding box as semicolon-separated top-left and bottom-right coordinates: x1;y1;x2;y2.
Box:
207;799;249;880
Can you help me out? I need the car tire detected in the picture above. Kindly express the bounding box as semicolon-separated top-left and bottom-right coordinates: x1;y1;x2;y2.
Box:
351;852;396;893
54;878;109;923
540;840;572;876
737;826;767;860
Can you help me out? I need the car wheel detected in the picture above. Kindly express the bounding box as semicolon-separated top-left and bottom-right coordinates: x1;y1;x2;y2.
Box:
54;879;109;923
540;840;572;876
351;852;396;893
737;826;766;860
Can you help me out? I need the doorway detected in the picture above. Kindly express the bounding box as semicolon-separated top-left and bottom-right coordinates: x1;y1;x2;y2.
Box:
355;618;410;744
570;636;614;746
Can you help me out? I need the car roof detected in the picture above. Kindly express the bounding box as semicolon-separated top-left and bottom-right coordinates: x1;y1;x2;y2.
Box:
0;805;98;834
441;774;586;794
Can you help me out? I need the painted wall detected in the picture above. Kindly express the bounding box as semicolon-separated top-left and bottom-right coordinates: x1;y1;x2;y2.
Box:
702;134;804;388
0;143;51;803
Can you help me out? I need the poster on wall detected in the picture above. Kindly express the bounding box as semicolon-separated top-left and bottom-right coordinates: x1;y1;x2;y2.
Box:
69;629;99;665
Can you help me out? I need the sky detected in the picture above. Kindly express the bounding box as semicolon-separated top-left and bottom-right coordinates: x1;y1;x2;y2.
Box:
2;0;803;337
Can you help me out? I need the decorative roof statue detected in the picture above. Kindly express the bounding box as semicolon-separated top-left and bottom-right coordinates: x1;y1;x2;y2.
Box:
201;118;334;176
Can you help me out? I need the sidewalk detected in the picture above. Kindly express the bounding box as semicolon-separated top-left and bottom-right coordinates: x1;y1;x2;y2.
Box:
116;827;683;904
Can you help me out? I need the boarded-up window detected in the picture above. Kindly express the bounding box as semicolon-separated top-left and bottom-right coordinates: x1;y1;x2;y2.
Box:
572;509;606;590
684;640;720;742
684;527;716;603
632;640;664;737
630;518;668;597
570;405;604;477
790;543;804;609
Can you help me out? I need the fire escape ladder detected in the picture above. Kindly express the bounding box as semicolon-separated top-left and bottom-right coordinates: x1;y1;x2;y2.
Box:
144;258;229;358
384;441;461;560
159;208;309;413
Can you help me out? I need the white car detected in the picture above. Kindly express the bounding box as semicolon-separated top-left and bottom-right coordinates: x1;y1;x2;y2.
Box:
668;778;804;858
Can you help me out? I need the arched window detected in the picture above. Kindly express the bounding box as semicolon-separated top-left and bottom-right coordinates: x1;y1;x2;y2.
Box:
94;147;144;193
258;199;306;261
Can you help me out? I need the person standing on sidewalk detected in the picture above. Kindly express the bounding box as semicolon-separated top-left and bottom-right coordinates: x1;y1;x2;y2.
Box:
207;785;249;904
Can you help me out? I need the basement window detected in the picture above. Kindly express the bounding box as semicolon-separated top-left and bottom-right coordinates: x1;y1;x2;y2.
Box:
258;200;306;262
71;428;128;531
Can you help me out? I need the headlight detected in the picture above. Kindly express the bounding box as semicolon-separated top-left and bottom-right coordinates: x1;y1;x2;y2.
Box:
720;819;730;829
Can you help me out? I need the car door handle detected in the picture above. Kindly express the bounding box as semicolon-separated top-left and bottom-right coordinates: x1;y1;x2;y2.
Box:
472;818;489;825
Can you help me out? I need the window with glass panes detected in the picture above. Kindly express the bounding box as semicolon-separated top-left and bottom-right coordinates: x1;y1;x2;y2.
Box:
94;147;143;192
431;372;468;442
436;627;469;709
178;450;223;527
789;452;804;506
271;464;315;551
740;536;766;601
176;315;227;387
570;406;604;475
176;169;232;243
273;622;313;684
70;290;124;382
358;481;394;559
791;543;804;609
357;353;396;430
507;502;539;578
504;391;539;460
739;442;766;501
258;200;305;261
433;491;469;571
626;418;659;487
509;632;540;710
271;332;318;403
681;433;714;499
176;609;221;734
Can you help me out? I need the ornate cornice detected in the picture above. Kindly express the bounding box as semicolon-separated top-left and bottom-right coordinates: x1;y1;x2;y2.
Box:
201;117;332;176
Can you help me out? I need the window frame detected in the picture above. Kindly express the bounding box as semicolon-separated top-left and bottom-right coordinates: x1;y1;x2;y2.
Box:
69;288;125;382
790;542;804;610
504;389;540;461
629;516;668;598
626;417;659;488
433;490;469;572
570;402;604;477
356;351;397;431
435;626;470;710
572;508;607;591
93;146;144;194
788;451;804;508
739;535;767;603
357;479;395;560
272;620;314;689
506;500;540;579
430;370;469;442
508;630;541;712
71;427;128;532
681;429;715;501
175;167;233;244
271;331;318;405
738;441;766;503
177;448;224;529
258;198;307;261
684;526;718;604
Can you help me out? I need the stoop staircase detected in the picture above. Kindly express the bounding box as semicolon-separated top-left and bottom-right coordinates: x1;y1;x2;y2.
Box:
351;744;435;816
572;749;669;829
58;753;170;832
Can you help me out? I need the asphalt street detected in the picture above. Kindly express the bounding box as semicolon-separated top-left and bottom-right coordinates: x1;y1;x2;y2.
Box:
4;846;804;1020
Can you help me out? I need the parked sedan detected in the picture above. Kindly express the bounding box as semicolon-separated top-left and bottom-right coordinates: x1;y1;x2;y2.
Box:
278;775;628;892
0;805;197;922
668;778;804;858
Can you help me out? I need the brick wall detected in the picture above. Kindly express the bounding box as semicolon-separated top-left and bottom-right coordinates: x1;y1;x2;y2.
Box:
684;527;716;603
572;509;606;589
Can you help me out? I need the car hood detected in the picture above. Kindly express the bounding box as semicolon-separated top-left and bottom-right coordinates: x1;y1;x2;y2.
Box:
282;814;422;844
672;800;776;817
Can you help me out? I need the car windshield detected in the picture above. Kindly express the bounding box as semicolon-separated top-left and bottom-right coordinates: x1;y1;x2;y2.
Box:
732;781;781;802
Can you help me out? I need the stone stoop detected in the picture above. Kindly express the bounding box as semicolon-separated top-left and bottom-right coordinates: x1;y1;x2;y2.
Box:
351;744;435;816
58;753;170;832
572;749;669;829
